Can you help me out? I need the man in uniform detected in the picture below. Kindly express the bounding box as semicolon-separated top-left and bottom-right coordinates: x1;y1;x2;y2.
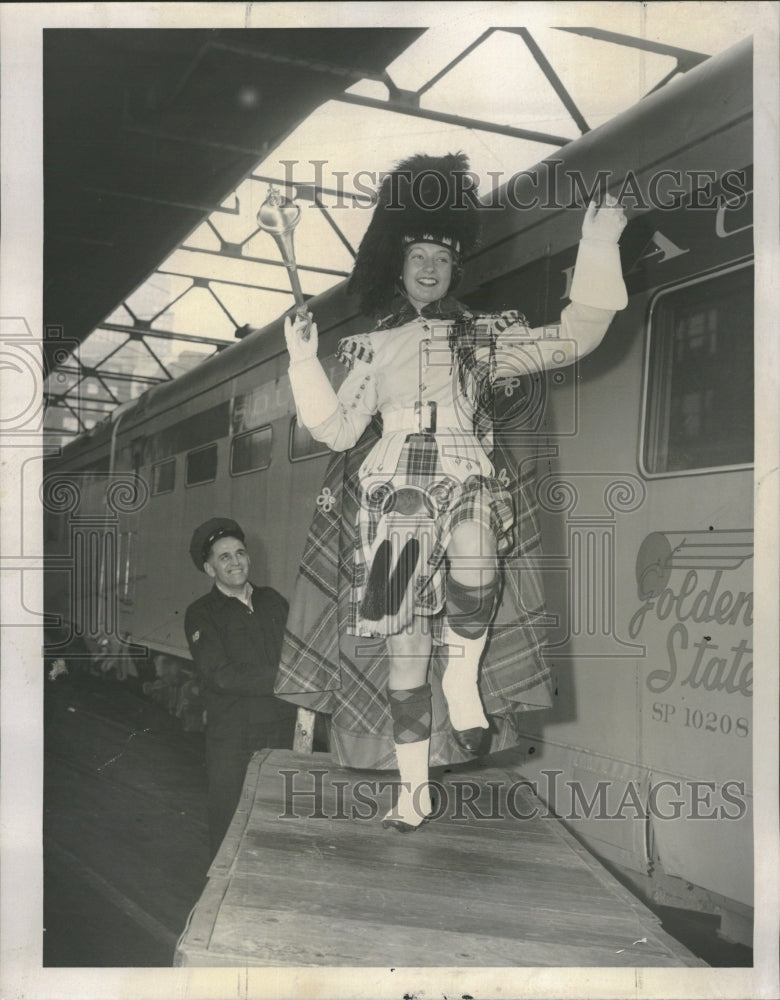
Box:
185;517;295;857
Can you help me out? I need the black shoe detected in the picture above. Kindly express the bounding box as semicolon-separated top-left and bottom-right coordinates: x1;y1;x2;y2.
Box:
382;793;438;833
381;814;432;833
453;725;490;754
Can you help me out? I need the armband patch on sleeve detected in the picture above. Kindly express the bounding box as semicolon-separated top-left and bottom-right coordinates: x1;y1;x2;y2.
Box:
191;630;200;643
337;335;374;370
493;310;529;334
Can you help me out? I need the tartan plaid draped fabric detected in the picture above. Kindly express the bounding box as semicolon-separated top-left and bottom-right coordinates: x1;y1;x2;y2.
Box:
275;409;554;770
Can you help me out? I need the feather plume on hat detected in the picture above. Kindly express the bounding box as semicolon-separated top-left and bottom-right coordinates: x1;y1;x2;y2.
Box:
348;152;482;318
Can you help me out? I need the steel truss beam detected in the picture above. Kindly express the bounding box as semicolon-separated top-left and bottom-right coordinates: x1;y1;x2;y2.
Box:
156;267;294;297
555;27;710;97
176;243;350;278
50;365;172;387
556;27;710;67
334;93;573;146
336;26;593;145
96;321;232;348
508;28;590;134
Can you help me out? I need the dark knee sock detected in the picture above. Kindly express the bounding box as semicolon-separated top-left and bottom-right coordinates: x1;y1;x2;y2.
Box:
387;683;432;744
446;574;500;639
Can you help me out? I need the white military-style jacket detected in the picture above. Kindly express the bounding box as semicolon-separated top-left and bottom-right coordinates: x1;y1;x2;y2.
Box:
305;299;616;489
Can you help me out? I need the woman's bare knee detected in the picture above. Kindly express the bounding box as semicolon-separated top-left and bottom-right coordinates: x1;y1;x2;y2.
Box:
448;523;496;585
386;625;432;689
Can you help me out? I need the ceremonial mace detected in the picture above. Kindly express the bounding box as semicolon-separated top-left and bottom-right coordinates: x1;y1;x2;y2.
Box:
256;184;311;340
256;183;316;753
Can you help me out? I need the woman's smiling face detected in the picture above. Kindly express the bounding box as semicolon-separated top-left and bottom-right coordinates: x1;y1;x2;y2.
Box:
401;242;454;311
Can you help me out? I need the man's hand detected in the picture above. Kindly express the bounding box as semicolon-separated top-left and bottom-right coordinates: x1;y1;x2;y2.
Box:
581;195;627;244
284;312;318;363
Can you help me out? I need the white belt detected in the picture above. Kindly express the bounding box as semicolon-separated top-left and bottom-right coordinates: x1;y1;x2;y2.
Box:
382;403;462;434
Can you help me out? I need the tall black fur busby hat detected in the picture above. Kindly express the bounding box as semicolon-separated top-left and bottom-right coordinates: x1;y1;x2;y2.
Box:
348;152;482;317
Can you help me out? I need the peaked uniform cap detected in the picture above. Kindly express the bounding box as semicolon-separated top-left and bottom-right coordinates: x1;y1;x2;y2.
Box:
189;517;245;571
348;152;482;317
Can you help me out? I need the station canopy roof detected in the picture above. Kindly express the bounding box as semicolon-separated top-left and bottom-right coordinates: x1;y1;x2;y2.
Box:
42;20;747;447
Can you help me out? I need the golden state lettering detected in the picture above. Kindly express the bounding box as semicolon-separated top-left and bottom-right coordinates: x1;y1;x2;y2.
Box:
629;569;752;636
629;569;753;699
648;626;752;697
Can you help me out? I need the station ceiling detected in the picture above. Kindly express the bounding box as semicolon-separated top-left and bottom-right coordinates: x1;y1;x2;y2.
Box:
43;28;424;372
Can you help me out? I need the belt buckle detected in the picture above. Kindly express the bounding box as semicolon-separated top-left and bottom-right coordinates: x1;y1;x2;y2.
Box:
414;400;437;434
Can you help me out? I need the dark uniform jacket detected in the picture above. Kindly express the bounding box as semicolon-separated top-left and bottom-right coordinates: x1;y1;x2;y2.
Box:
185;582;294;855
185;583;291;728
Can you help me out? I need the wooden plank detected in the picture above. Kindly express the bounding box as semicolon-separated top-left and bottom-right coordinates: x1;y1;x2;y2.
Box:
229;846;638;919
246;758;586;845
495;759;682;926
239;819;604;876
176;749;706;968
240;815;598;869
235;831;611;898
219;870;677;955
208;747;274;878
292;707;316;753
195;908;690;968
174;877;231;965
247;787;562;844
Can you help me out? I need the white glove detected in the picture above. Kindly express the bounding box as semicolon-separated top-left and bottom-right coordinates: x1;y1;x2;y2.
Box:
570;196;628;310
284;312;318;363
580;194;627;244
283;312;339;429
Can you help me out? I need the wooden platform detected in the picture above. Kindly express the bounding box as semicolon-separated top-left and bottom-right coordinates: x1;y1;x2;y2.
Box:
174;748;706;968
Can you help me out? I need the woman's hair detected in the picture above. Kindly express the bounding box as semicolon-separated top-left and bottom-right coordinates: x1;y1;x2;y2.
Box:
348;152;482;318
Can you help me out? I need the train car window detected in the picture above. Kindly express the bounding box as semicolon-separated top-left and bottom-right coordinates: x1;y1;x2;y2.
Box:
148;401;230;464
230;425;272;476
185;443;218;486
151;457;176;495
288;417;330;463
643;264;753;475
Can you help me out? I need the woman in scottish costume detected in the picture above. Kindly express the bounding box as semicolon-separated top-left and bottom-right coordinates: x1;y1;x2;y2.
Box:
275;154;627;830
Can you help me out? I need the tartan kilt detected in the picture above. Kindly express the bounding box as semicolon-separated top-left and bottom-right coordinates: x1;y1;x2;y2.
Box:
350;434;514;637
275;417;553;770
